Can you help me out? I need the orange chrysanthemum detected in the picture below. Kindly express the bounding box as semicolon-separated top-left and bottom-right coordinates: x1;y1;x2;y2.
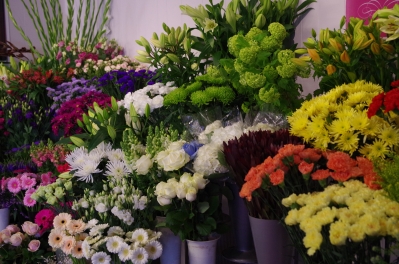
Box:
311;169;330;180
298;161;314;175
269;169;285;185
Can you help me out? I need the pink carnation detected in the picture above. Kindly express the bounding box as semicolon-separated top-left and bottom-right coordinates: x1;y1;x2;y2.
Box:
7;178;21;194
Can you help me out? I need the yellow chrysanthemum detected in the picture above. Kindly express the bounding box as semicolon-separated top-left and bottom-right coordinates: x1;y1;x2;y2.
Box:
307;116;326;137
378;125;399;146
288;112;309;136
329;118;352;139
358;144;372;157
334;106;356;120
334;131;359;154
329;221;348;246
350;111;369;131
345;91;368;106
369;139;390;159
313;129;331;150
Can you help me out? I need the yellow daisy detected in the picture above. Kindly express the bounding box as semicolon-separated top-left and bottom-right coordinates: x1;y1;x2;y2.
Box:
369;139;390;159
378;125;399;146
308;116;326;137
288;112;309;136
329;118;352;139
334;131;359;154
349;111;369;131
345;91;368;106
362;116;382;136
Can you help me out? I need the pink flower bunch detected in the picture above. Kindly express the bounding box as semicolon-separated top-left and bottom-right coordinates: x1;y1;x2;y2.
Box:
30;141;69;168
34;209;56;235
0;222;41;251
4;172;56;207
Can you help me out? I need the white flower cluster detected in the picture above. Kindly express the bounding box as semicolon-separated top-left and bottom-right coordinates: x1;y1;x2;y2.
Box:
194;121;244;176
80;220;162;264
75;55;140;75
73;179;148;226
155;140;190;172
65;142;132;183
154;172;208;206
118;82;177;116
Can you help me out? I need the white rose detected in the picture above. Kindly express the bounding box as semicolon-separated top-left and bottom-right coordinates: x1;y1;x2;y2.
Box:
185;186;197;202
176;184;188;199
179;172;192;184
157;196;172;206
192;173;208;189
156;149;190;171
134;154;153;175
167;140;186;151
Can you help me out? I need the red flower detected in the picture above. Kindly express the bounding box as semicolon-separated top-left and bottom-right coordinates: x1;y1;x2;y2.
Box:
391;80;399;87
364;173;381;190
269;169;285;185
367;92;384;118
299;148;322;162
330;171;351;182
383;88;399;113
56;163;70;173
326;152;355;172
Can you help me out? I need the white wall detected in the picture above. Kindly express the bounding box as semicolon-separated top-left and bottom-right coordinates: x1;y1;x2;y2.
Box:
5;0;347;94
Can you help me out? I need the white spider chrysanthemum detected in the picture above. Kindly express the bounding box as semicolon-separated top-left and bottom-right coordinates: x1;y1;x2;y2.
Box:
65;147;89;170
91;142;113;159
131;229;148;244
91;251;111;264
107;149;125;162
74;159;102;182
131;247;149;264
145;240;163;260
107;226;125;237
106;236;124;253
118;242;133;262
104;160;131;181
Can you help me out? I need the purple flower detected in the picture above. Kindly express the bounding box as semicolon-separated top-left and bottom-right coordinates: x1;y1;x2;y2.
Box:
183;141;203;160
25;112;34;119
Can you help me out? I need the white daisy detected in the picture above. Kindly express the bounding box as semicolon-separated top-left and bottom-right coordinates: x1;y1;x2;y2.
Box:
74;159;102;182
131;229;148;244
145;240;163;260
91;251;111;264
104;160;131;181
131;247;149;264
118;242;133;262
106;236;123;253
107;226;125;237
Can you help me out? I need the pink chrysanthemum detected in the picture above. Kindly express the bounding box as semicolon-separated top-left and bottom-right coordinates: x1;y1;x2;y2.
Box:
20;174;37;190
23;192;36;207
7;177;22;194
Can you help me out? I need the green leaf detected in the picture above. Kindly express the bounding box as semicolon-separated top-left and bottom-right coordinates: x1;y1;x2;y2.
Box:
198;202;210;213
196;223;212;237
107;125;116;140
87;129;108;151
205;216;217;229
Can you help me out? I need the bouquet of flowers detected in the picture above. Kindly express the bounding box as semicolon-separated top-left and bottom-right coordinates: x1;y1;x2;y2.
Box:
287;80;399;159
0;222;55;263
283;180;399;263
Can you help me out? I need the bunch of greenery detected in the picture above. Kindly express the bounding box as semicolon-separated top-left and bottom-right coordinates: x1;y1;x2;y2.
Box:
181;0;316;65
5;0;111;59
298;15;397;94
164;24;311;115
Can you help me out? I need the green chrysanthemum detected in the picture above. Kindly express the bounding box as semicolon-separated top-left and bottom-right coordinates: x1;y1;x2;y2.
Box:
163;87;189;105
205;86;236;105
190;90;213;107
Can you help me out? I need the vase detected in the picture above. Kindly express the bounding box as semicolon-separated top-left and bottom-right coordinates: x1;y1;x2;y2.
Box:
156;216;183;264
186;234;220;264
0;208;9;230
222;180;257;263
249;216;293;264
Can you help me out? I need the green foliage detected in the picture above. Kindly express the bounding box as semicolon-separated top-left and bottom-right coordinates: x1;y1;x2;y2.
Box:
374;153;399;203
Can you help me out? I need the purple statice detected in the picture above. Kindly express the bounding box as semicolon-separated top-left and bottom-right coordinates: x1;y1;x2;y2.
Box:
46;77;99;112
92;69;159;99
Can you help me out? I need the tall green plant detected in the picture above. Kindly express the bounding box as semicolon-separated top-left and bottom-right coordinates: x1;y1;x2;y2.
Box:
5;0;111;58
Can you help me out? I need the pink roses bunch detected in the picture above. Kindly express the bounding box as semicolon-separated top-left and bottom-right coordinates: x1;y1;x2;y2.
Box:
0;222;41;251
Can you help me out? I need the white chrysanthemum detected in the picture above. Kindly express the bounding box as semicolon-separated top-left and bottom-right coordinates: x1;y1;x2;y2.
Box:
131;229;148;244
107;226;125;237
65;147;89;170
131;247;149;264
106;236;123;253
107;149;125;162
104;160;131;181
118;242;133;262
91;251;111;264
74;159;102;183
92;142;113;159
145;240;163;260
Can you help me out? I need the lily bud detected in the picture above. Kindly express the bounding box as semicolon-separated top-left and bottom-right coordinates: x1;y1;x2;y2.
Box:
226;6;237;33
326;64;336;75
358;39;373;50
137;50;149;57
340;50;350;64
160;33;167;48
295;48;307;55
381;43;395;54
370;42;380;55
166;53;180;63
291;58;308;67
162;23;171;34
135;55;151;64
139;37;151;51
150;38;164;49
322;48;333;55
255;14;266;29
307;48;321;64
184;38;191;53
191;63;199;71
352;36;365;50
160;56;169;64
328;38;343;52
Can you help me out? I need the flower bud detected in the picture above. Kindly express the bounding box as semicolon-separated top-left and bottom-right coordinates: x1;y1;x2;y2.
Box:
191;63;199;71
370;42;380;55
326;64;337;75
160;56;169;65
255;14;266;29
340;50;350;63
307;49;321;64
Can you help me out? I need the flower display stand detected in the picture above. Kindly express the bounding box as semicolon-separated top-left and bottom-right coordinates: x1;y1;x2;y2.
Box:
249;216;293;264
186;234;220;264
222;180;257;263
0;208;9;230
